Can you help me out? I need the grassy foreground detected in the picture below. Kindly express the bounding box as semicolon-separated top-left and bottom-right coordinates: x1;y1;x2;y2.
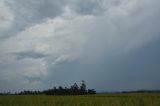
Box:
0;93;160;106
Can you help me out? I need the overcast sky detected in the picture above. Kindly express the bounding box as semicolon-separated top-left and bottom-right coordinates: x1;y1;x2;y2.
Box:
0;0;160;92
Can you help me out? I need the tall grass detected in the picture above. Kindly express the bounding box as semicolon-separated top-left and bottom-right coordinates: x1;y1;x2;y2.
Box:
0;93;160;106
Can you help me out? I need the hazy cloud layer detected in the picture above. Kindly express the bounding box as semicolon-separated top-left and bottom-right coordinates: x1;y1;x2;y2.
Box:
0;0;160;92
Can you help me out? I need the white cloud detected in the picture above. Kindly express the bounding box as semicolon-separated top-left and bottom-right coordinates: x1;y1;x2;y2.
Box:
0;10;93;90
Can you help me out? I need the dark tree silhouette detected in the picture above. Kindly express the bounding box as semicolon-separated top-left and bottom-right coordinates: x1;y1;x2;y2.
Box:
88;89;96;94
44;80;96;95
80;80;87;94
10;80;96;95
71;83;80;95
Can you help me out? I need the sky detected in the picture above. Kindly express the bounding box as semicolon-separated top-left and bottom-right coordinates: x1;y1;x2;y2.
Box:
0;0;160;92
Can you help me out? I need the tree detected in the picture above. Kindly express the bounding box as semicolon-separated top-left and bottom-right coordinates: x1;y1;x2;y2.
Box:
80;80;87;94
88;89;96;94
71;83;79;95
15;80;96;95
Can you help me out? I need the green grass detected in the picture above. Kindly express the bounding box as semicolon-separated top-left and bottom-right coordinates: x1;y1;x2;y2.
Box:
0;93;160;106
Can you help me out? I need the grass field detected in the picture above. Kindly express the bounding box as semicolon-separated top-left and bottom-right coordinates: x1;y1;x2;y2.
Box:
0;93;160;106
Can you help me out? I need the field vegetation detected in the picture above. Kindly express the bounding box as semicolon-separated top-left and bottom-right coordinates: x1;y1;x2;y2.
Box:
0;93;160;106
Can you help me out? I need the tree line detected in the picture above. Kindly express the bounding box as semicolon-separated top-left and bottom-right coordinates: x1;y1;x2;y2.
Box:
43;80;96;95
0;80;96;95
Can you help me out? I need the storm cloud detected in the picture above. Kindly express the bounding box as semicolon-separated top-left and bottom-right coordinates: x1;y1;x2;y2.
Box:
0;0;160;92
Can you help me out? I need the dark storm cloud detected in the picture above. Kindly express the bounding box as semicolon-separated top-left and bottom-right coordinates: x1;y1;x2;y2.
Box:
37;0;68;18
69;0;106;15
0;0;68;39
0;0;107;39
24;76;42;84
0;0;160;92
12;51;49;60
49;36;160;92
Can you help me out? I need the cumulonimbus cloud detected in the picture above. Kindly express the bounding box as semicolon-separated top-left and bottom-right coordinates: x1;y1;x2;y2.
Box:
0;0;160;91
